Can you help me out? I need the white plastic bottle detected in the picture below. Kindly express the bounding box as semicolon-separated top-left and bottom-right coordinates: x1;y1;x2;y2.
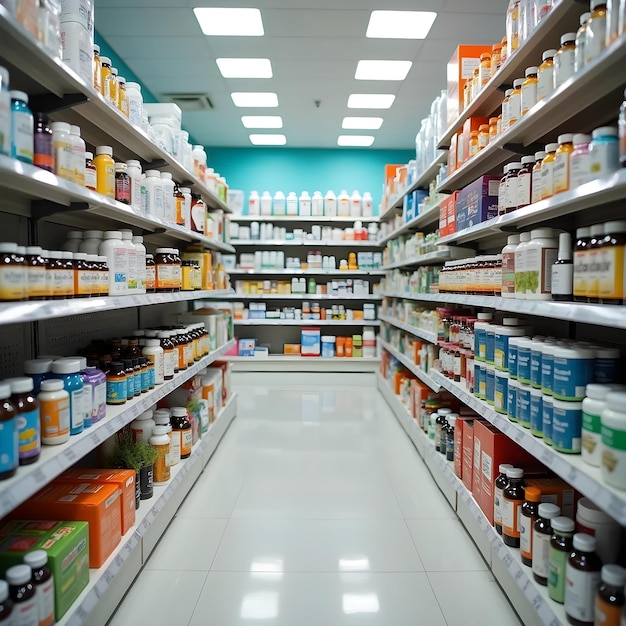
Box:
120;230;137;292
299;191;312;216
160;172;176;223
126;82;143;128
142;339;164;384
260;191;272;215
248;190;260;215
63;230;83;252
99;230;128;295
350;190;362;217
144;170;164;219
0;66;10;157
285;192;297;215
69;125;85;186
515;232;532;300
312;191;324;216
179;186;192;229
126;159;142;210
51;121;74;182
132;235;147;294
337;190;350;216
324;190;337;216
501;234;520;299
362;191;373;217
525;227;558;300
273;190;286;215
79;230;103;255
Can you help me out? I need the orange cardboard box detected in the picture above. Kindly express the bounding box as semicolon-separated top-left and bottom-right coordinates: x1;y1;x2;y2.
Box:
474;421;544;525
410;379;430;421
57;469;136;536
13;482;122;568
439;200;448;236
446;191;460;235
385;164;404;183
284;343;301;355
461;116;489;165
454;416;476;480
447;44;493;125
525;477;577;519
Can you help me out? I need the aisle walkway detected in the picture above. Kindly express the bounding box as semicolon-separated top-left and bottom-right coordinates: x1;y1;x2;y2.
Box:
109;379;521;626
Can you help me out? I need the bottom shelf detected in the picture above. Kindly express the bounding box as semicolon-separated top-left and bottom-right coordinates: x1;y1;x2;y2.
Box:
227;355;380;372
59;394;238;626
377;373;566;626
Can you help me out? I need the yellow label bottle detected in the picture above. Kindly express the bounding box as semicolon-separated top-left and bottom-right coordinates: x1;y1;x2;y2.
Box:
100;56;111;97
520;66;538;116
93;44;102;94
553;134;575;195
93;146;115;198
537;49;557;101
540;143;559;200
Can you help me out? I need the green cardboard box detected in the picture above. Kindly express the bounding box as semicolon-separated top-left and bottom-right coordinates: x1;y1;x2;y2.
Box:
0;520;89;620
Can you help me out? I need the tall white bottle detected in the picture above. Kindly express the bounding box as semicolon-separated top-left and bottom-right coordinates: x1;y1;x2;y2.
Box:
248;190;260;215
299;191;312;216
324;190;337;216
260;191;272;215
337;190;350;216
350;190;362;217
286;192;298;215
362;192;373;217
312;191;324;216
273;191;286;215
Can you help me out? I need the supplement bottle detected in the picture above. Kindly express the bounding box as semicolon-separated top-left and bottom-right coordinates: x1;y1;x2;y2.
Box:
583;384;625;468
587;223;606;302
120;231;137;292
131;410;155;444
537;49;557;101
0;382;18;479
531;150;547;203
601;391;626;490
93;44;102;93
508;79;524;127
576;496;621;564
6;564;37;626
171;407;192;459
79;230;103;256
114;162;131;205
501;89;513;129
10;90;33;163
25;246;47;300
0;65;10;157
554;33;577;89
154;410;177;467
548;516;576;603
158;332;176;380
552;232;574;301
51;121;73;182
573;227;592;301
533;503;561;585
99;231;127;295
51;359;84;436
62;231;83;253
121;359;137;398
82;365;106;425
126;82;142;128
589;127;620;178
126;160;142;209
501;235;520;299
0;242;25;301
502;467;525;547
94;146;115;198
520;66;538;116
7;377;40;465
595;564;626;626
132;235;147;294
517;155;535;209
143;339;164;385
540;143;559;200
434;408;451;452
23;359;52;395
37;380;69;445
553;134;575;194
84;151;96;191
598;220;626;304
575;12;591;72
33;113;54;173
69;125;85;186
23;550;54;626
570;134;593;189
144;170;165;218
151;425;171;484
0;580;13;624
100;56;111;97
520;485;541;566
118;76;128;116
586;0;608;64
106;361;127;405
514;232;532;299
565;533;602;625
161;172;176;223
506;0;521;57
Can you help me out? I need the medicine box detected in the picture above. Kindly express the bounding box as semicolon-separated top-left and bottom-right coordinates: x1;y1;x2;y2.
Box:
301;328;321;356
248;301;267;319
446;191;459;235
460;117;489;166
357;251;374;270
439;200;448;235
210;360;232;406
253;346;270;358
453;416;476;480
238;338;256;357
455;176;500;233
12;482;121;568
403;192;416;223
58;469;136;535
0;520;89;620
284;344;301;355
525;477;576;518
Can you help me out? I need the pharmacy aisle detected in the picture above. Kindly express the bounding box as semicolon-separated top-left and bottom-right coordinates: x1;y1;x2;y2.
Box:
108;375;521;626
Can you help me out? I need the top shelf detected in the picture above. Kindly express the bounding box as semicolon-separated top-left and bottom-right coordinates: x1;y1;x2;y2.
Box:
0;8;230;213
231;215;379;224
437;0;582;148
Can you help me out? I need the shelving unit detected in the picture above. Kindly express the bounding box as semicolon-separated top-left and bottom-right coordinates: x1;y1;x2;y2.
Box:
377;199;443;247
380;249;467;271
234;319;380;327
379;315;438;345
231;239;378;247
229;269;385;276
228;356;379;373
231;215;379;224
219;293;382;301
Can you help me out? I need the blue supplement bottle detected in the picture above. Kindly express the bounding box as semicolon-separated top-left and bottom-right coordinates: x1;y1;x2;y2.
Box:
10;90;33;163
5;377;40;465
51;358;84;436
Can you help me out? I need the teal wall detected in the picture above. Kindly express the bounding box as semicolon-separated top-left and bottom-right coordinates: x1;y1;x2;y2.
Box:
206;147;414;212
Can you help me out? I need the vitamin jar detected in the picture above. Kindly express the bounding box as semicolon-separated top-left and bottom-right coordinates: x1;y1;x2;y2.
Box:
540;143;559;200
570;133;593;188
531;151;547;203
155;248;181;292
552;345;595;401
589;126;620;178
553;133;574;195
520;66;538;116
478;53;491;86
552;399;583;453
508;79;524;127
601;391;626;490
576;497;621;564
537;49;557;101
553;32;577;89
585;0;608;64
575;12;591;72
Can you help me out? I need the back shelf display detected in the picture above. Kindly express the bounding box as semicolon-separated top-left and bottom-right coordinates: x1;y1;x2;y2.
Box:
235;250;383;272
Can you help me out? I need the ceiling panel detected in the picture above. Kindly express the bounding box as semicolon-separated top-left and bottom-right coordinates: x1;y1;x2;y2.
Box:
103;36;211;60
95;8;201;37
262;9;369;38
427;12;504;41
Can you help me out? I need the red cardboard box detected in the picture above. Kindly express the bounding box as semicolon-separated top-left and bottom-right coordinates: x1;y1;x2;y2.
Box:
454;416;476;480
445;191;459;236
474;420;543;525
439;201;448;236
463;419;476;492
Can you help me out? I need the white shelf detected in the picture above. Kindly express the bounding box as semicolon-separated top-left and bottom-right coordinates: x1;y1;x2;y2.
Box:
230;269;385;276
0;339;236;520
231;215;379;223
379;340;440;392
0;11;230;213
377;374;567;626
223;293;382;301
428;369;626;526
379;314;438;345
0;289;235;326
379;151;448;221
0;157;235;252
232;239;380;247
380;249;464;271
378;200;444;246
380;291;626;330
228;356;379;372
234;319;380;327
58;393;237;626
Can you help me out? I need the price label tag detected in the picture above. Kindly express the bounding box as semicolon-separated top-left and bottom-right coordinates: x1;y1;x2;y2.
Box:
64;448;77;463
91;430;101;445
106;422;116;435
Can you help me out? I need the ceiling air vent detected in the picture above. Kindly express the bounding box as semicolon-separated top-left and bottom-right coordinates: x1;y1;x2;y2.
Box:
162;93;214;111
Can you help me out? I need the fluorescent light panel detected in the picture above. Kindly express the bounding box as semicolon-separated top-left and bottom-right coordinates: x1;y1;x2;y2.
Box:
231;92;279;107
366;10;437;39
242;115;283;128
193;7;264;36
342;117;383;130
217;58;272;78
250;134;287;145
355;60;412;81
337;135;375;147
347;94;395;109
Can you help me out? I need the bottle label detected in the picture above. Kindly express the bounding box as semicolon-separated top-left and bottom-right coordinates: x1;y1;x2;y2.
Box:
163;348;175;378
501;251;516;295
126;249;137;291
70;388;84;432
169;430;181;465
517;171;531;208
40;397;70;440
0;93;9;155
181;428;193;457
565;567;601;622
55;141;74;180
501;497;522;538
27;265;47;298
93;381;106;420
519;512;533;557
537;67;553;100
106;379;127;404
551;263;573;296
154;187;165;217
525;246;558;295
541;161;555;198
598;245;625;300
13;596;38;626
76;269;92;296
570;152;591;188
494;485;504;524
553;151;571;194
549;547;569;602
37;576;55;626
13;110;34;162
585;18;607;65
532;531;551;578
596;596;622;626
85;168;97;191
0;265;26;300
17;408;40;460
521;82;537;115
146;265;156;291
573;250;589;298
156;264;181;290
531;169;544;203
115;176;131;204
0;416;18;473
554;49;575;88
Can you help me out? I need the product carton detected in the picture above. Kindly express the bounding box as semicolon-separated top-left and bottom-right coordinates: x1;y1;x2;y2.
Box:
210;360;232;405
301;328;321;356
463;418;476;491
525;477;577;519
455;176;500;233
238;339;256;357
0;520;89;620
454;416;476;480
474;420;543;524
446;191;460;235
57;469;136;535
12;482;122;567
447;44;493;126
460;117;489;166
410;379;430;421
439;200;448;236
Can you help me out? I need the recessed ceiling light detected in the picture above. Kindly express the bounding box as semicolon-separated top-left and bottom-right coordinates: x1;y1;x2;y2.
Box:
231;92;279;107
250;134;287;145
355;60;412;81
337;135;375;147
366;10;437;39
242;115;283;128
217;58;273;78
347;94;395;109
193;7;264;36
342;117;384;130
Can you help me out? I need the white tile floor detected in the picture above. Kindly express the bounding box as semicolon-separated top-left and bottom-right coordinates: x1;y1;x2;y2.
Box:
108;378;522;626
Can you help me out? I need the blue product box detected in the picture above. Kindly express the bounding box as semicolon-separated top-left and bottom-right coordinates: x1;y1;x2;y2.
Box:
238;338;256;356
301;328;321;356
402;193;415;223
413;189;429;214
455;176;499;233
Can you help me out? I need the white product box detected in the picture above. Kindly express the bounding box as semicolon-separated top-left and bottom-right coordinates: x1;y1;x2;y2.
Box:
60;21;93;85
222;255;236;270
238;338;256;357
